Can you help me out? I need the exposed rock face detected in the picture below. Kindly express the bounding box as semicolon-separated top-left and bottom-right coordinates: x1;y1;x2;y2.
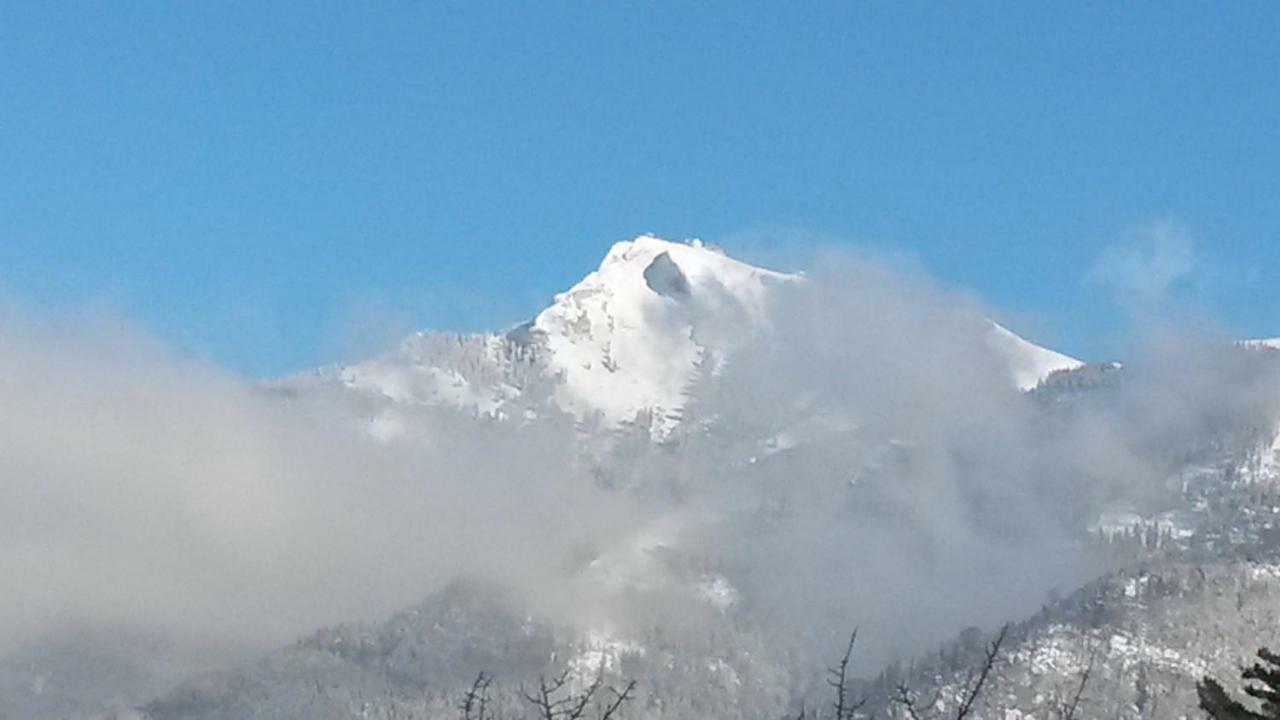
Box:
643;251;692;298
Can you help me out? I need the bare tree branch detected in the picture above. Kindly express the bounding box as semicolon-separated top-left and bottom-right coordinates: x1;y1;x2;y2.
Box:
460;672;494;720
893;625;1007;720
1060;645;1096;720
826;629;868;720
953;624;1008;720
896;682;924;720
564;675;603;720
521;671;573;720
520;668;636;720
598;680;637;720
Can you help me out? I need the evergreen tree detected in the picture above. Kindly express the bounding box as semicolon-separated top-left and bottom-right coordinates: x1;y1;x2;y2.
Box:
1199;648;1280;719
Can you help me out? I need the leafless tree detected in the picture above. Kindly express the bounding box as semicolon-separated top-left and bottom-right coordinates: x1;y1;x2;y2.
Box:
1058;645;1097;720
895;624;1009;720
460;672;495;720
828;630;869;720
792;629;870;720
895;682;933;720
521;669;637;720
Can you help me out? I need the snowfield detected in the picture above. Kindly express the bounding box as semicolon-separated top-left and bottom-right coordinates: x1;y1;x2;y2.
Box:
300;235;1083;439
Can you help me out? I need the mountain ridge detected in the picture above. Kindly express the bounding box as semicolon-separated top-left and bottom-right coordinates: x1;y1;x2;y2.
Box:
302;235;1084;439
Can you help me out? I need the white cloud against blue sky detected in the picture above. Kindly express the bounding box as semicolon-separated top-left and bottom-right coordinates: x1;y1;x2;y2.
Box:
1089;221;1199;306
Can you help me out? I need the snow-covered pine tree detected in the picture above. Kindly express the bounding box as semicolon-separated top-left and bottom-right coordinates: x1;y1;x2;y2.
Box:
1199;648;1280;719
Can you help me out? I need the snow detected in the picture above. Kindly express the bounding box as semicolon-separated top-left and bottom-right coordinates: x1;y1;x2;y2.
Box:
1089;509;1197;541
531;235;1083;433
1014;624;1208;683
1264;432;1280;479
985;321;1084;391
568;630;645;677
1233;421;1280;486
1104;632;1209;676
1090;511;1146;539
1246;562;1280;581
340;360;519;416
1257;429;1279;473
530;235;792;435
694;575;738;611
307;234;1086;437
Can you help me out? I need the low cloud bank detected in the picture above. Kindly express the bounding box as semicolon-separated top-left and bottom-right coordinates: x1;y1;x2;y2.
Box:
1;247;1278;684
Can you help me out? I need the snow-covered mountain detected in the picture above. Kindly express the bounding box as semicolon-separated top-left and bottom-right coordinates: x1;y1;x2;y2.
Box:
299;235;1082;438
16;235;1280;720
526;236;792;431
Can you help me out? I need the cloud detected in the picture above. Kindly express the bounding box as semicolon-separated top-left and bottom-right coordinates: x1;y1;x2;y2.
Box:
1088;220;1198;305
2;243;1279;714
0;305;643;663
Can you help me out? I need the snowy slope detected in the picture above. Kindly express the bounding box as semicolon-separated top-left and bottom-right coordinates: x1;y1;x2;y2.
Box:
526;235;1081;425
985;321;1084;390
527;235;792;432
1243;337;1280;351
290;235;1083;436
339;342;518;414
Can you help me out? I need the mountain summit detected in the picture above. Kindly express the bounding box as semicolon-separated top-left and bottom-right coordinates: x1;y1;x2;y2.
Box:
527;235;794;431
305;235;1082;437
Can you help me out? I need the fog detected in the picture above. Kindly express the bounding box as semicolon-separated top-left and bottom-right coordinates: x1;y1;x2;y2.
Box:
2;247;1278;695
667;251;1280;666
0;307;638;661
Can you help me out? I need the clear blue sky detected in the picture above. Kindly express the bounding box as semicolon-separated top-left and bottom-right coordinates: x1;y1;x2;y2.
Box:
2;2;1277;376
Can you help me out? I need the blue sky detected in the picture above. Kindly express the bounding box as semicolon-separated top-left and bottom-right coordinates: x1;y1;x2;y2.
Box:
2;2;1277;376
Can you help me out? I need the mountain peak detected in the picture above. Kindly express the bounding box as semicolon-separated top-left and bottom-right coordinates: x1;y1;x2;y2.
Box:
319;235;1084;438
530;236;791;433
985;321;1084;391
595;235;786;285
